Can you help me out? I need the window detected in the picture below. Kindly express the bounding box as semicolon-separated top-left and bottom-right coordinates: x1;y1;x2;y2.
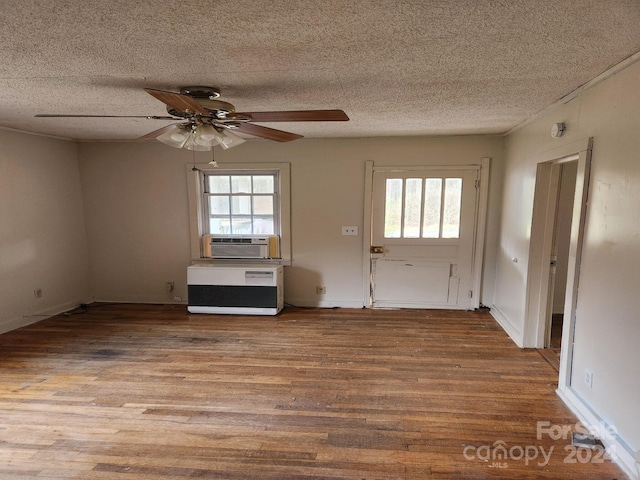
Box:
186;163;291;263
204;173;278;235
383;176;463;239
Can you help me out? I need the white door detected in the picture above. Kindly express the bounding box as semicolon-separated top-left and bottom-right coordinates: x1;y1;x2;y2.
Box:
371;167;479;310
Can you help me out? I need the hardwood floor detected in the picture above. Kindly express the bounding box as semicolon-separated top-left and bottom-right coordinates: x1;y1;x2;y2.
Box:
537;314;563;372
0;304;626;479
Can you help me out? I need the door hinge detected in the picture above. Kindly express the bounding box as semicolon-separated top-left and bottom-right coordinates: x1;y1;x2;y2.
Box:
468;290;473;298
474;179;480;189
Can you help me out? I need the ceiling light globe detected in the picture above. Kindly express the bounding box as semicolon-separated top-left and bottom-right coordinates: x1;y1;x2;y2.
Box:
194;124;222;146
157;124;191;148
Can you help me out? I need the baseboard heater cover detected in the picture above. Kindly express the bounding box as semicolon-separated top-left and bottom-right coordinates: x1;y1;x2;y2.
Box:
187;264;283;315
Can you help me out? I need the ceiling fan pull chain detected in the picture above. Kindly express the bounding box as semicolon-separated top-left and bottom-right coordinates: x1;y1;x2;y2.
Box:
209;146;218;167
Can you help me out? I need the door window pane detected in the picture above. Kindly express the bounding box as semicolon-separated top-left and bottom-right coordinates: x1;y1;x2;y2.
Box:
423;178;442;238
442;178;462;238
382;175;463;240
384;179;403;238
403;178;423;238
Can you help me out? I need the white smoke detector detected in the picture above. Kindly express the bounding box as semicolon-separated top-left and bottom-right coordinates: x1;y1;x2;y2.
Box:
551;122;566;138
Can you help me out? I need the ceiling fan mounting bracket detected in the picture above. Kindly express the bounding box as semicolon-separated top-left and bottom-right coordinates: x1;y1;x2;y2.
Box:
179;86;220;99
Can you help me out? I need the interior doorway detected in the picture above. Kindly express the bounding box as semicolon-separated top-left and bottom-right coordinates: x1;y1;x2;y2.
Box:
540;161;578;369
523;138;592;392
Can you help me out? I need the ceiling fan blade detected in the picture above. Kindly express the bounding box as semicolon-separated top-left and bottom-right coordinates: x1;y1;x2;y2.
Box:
137;123;185;141
236;109;349;122
143;88;210;115
234;123;303;142
35;114;178;119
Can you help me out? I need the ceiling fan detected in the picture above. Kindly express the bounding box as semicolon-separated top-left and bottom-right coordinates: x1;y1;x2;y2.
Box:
36;86;349;150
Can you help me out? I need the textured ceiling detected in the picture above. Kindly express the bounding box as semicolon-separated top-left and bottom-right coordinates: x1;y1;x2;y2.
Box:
0;0;639;142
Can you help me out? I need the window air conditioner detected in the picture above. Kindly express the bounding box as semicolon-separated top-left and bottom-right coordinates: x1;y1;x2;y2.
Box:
202;235;279;259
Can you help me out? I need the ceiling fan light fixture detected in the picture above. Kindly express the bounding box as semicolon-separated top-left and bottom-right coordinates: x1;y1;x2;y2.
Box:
156;124;191;148
183;134;212;151
219;129;246;149
194;124;223;147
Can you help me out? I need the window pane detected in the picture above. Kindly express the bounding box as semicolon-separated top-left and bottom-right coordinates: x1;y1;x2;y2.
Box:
384;179;403;238
442;178;462;238
209;217;230;235
203;172;280;237
231;196;252;215
252;217;274;235
403;178;423;238
422;178;442;238
208;196;229;215
208;175;230;193
231;217;252;234
253;175;274;193
253;196;273;215
231;175;252;193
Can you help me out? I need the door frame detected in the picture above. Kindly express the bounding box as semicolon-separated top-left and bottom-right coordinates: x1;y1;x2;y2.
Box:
523;138;592;391
362;159;491;309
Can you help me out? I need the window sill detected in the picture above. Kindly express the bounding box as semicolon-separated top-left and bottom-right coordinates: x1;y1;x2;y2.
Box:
191;258;292;267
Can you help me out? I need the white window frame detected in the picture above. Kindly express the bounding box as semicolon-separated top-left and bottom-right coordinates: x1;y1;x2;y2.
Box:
187;163;291;264
203;171;279;236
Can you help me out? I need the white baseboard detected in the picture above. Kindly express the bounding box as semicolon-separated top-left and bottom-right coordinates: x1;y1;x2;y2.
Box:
0;315;44;335
0;300;85;335
557;386;639;480
94;294;186;304
284;298;365;309
93;300;186;305
490;304;525;347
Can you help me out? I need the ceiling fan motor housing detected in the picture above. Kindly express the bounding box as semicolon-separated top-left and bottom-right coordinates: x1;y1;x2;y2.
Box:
166;86;234;119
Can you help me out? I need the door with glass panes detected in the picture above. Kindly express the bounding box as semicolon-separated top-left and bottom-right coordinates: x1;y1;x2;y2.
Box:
371;167;479;309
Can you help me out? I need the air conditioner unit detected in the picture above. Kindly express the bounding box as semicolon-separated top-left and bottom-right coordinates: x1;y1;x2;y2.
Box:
187;264;283;315
202;235;279;259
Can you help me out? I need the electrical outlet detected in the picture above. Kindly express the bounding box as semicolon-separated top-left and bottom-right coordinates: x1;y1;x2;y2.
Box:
33;288;42;298
584;368;593;388
165;281;175;292
341;226;359;236
316;286;326;295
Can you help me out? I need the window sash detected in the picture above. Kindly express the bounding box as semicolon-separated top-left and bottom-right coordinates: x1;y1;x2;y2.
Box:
203;171;280;236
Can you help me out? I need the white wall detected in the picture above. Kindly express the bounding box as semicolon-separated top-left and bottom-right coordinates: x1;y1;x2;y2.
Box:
79;135;504;308
0;129;90;332
495;61;640;456
78;142;193;304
